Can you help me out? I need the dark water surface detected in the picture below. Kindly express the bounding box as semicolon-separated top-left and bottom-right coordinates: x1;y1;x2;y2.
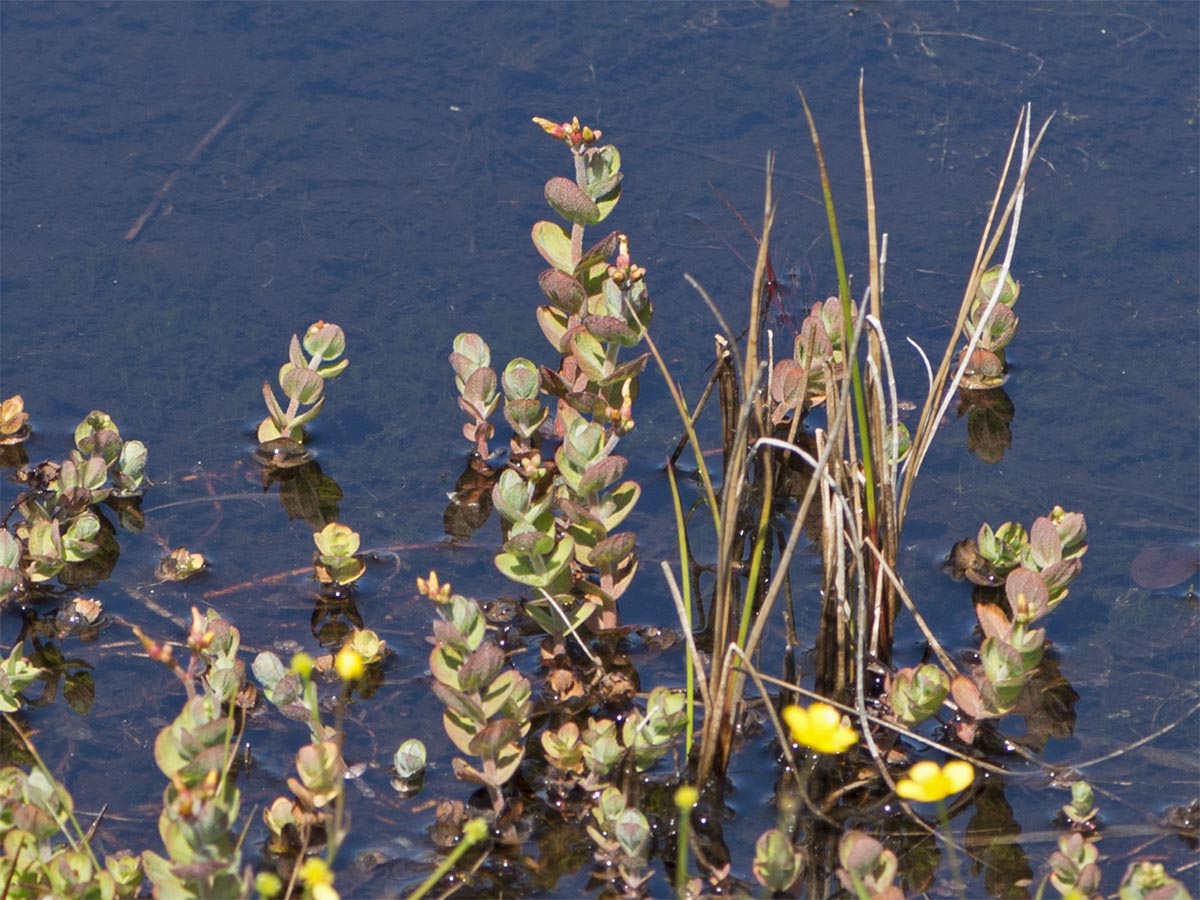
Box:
2;3;1197;897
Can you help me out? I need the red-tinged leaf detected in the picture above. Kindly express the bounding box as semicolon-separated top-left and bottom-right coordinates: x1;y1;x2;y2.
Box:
544;176;601;226
951;674;987;719
1005;567;1050;619
975;602;1012;641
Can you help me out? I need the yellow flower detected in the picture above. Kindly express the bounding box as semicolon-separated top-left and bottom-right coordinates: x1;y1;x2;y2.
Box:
296;857;340;899
781;702;858;754
895;759;975;803
334;646;363;683
674;784;699;810
290;652;314;679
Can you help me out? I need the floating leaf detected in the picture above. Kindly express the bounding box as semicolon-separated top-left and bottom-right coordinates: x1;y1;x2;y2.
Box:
1129;542;1199;590
958;347;1007;390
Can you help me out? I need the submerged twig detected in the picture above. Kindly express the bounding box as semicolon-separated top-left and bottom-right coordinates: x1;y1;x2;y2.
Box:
125;97;245;242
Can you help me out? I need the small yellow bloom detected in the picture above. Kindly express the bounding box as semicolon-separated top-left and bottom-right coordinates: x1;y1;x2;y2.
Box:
674;784;699;810
298;856;340;900
462;817;490;844
298;856;333;887
254;871;283;898
290;652;315;679
334;646;363;683
781;702;858;754
895;759;975;803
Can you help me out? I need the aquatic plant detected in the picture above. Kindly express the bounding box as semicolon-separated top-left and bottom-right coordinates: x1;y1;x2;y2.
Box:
154;544;207;581
312;521;365;587
450;116;647;643
252;646;358;893
257;320;348;463
0;394;31;445
836;831;903;900
1;101;1194;900
2;409;146;597
419;572;533;818
957;265;1021;390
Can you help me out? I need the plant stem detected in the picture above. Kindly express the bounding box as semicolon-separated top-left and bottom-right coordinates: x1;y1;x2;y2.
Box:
937;799;965;899
666;462;696;755
674;788;695;900
405;819;489;900
325;682;351;868
3;713;100;872
798;90;877;535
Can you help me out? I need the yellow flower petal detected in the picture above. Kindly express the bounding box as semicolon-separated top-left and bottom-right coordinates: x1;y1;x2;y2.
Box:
334;646;364;683
941;760;976;793
895;759;975;803
781;702;858;755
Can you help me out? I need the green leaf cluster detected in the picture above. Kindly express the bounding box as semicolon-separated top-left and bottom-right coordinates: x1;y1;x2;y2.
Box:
4;411;146;595
258;321;348;446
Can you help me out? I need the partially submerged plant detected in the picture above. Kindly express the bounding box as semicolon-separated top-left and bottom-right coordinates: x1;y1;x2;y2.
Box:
752;827;804;894
586;786;653;895
312;521;365;587
2;409;147;597
836;830;903;900
957;265;1021;390
0;394;31;445
420;572;532;817
450;115;647;644
4;99;1193;900
154;545;207;581
252;646;358;889
0;642;45;713
257;321;348;462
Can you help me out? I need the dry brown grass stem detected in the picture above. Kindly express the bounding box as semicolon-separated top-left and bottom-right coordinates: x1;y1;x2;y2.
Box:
898;105;1053;518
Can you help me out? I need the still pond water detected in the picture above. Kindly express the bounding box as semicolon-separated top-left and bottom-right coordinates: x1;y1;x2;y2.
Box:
2;3;1197;897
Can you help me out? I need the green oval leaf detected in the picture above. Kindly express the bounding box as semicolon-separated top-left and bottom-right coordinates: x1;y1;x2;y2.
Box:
281;366;325;405
303;322;346;360
532;220;573;272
